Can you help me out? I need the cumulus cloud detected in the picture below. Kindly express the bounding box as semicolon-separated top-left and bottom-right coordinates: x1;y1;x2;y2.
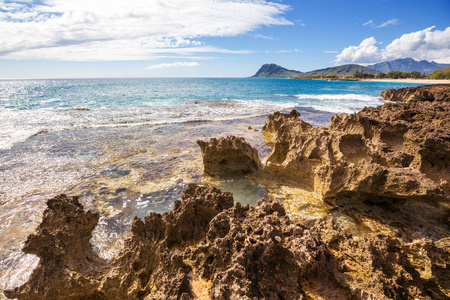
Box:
146;61;201;69
335;37;380;63
374;18;399;28
335;26;450;64
0;0;292;61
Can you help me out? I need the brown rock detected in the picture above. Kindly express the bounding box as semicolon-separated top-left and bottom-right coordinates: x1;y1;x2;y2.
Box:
381;84;450;102
314;216;450;299
262;99;450;204
5;195;107;299
6;185;339;299
197;135;262;177
7;185;450;299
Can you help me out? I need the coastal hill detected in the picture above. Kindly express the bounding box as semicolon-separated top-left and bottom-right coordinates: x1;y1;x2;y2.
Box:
251;63;380;78
368;58;450;74
303;64;381;77
252;58;450;79
251;63;304;78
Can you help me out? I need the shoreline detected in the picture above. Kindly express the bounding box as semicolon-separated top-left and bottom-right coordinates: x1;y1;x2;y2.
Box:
362;78;450;84
2;84;450;299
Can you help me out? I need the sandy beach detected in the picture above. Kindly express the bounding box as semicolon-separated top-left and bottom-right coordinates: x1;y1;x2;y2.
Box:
364;78;450;84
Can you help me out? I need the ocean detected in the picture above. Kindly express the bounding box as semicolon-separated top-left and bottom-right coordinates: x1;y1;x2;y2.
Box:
0;78;422;296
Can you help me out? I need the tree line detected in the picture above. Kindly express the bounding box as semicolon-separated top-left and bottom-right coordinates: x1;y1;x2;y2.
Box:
353;71;424;79
353;70;450;79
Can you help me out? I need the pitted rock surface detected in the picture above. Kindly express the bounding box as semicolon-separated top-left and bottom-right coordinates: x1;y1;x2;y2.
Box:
197;136;262;177
381;84;450;102
263;100;450;204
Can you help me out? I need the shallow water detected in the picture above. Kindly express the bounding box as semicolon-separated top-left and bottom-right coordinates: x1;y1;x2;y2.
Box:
0;78;423;297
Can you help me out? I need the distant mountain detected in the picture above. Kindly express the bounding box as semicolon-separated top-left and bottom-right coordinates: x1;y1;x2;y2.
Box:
251;63;380;78
367;58;450;74
303;64;381;77
251;64;303;78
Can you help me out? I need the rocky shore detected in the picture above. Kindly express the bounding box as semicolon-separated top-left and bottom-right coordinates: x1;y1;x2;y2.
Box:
6;84;450;299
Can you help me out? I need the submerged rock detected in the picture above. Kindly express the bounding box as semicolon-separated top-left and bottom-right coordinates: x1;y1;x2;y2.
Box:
381;84;450;102
197;136;262;177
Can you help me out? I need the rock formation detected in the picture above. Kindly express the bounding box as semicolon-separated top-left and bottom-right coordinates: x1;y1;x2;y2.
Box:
262;100;450;204
197;136;262;177
4;185;338;299
381;84;450;102
314;215;450;299
4;195;107;299
7;185;450;299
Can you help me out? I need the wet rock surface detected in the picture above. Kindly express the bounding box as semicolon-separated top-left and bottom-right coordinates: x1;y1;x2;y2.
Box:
381;84;450;102
197;136;262;177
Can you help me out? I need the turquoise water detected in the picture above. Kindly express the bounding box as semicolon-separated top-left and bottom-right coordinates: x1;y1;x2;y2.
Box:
0;78;423;295
0;78;421;150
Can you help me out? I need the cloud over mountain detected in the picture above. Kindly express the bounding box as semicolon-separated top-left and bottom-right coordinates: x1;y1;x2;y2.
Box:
336;26;450;64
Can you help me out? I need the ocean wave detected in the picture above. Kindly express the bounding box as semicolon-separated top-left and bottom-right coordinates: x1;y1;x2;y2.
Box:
296;104;356;114
0;99;297;150
294;94;381;102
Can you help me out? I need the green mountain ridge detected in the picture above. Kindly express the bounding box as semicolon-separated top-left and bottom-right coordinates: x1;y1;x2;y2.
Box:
303;64;381;77
251;63;381;78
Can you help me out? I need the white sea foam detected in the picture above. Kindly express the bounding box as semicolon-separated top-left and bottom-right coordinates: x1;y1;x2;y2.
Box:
296;104;356;114
0;99;297;150
294;93;381;102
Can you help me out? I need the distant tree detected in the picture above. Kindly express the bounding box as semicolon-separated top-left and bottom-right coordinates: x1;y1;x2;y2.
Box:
430;70;447;79
386;71;400;78
402;72;412;78
353;73;374;79
410;71;421;78
376;73;386;79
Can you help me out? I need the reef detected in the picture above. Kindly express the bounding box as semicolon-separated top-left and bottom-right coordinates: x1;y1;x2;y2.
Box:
6;85;450;299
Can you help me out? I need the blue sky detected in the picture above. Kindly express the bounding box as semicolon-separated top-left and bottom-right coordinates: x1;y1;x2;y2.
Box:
0;0;449;78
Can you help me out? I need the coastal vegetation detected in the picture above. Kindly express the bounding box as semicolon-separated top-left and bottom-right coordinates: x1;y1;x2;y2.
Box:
430;67;450;79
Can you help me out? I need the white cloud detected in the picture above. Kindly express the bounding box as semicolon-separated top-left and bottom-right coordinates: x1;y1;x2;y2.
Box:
374;18;399;28
323;50;338;54
0;0;292;61
272;49;301;53
335;37;380;63
146;61;201;69
335;26;450;64
252;34;273;40
363;20;373;26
